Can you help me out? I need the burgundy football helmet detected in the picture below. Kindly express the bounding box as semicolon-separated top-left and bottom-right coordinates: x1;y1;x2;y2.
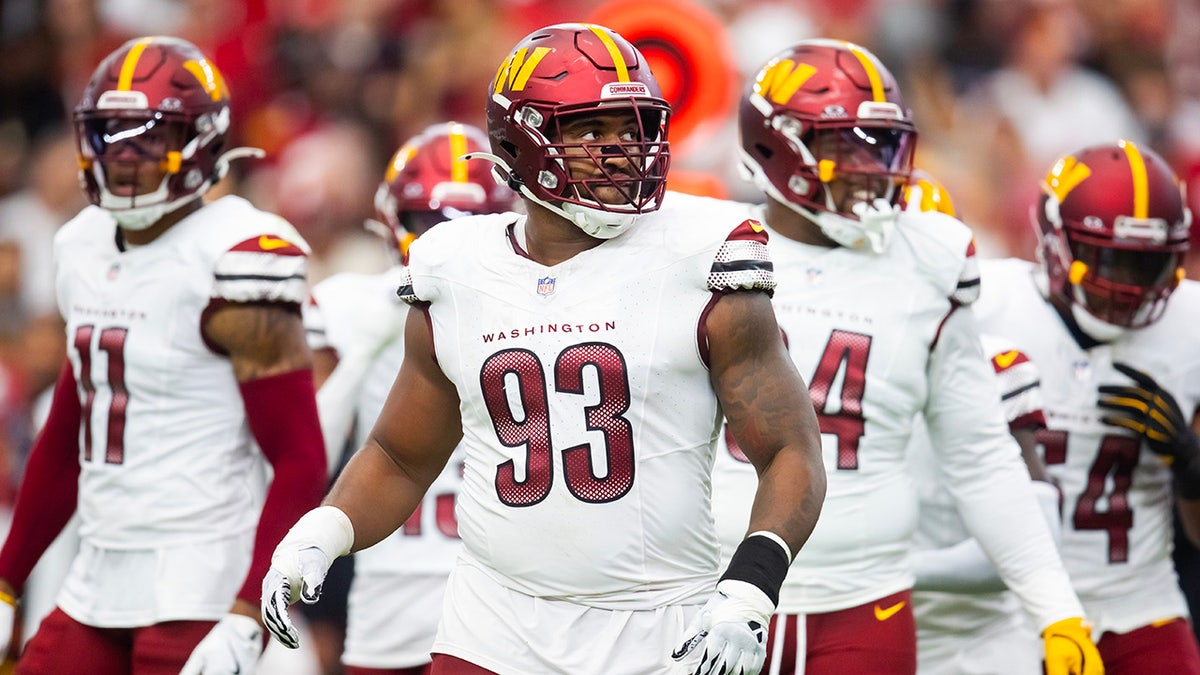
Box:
1036;140;1190;337
476;22;671;239
369;122;517;260
739;39;916;252
73;35;259;229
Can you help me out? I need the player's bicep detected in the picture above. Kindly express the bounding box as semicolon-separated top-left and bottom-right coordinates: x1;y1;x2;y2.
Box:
367;304;462;484
204;302;313;382
707;290;816;472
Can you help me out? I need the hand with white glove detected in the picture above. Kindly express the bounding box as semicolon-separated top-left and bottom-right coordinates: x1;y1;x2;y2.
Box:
260;506;354;649
0;589;15;663
261;546;330;649
179;614;263;675
671;579;773;675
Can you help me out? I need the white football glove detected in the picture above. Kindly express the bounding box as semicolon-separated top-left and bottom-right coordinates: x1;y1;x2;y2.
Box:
179;614;263;675
671;579;774;675
0;592;14;663
261;506;353;649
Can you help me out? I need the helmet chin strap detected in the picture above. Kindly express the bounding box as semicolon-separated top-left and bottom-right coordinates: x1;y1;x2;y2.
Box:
1036;267;1128;343
101;146;266;231
213;146;265;181
1070;304;1128;342
465;151;639;240
748;164;896;253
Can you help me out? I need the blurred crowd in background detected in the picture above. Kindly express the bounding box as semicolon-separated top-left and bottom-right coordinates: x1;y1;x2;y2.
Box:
0;0;1198;563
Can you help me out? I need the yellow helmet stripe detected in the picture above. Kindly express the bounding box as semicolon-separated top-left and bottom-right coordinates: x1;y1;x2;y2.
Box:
182;59;229;102
448;123;469;183
587;25;630;82
118;37;155;91
846;43;884;102
1120;140;1149;219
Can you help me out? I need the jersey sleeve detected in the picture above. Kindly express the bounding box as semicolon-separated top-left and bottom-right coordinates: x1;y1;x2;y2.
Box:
950;237;980;306
211;234;308;306
397;264;419;305
301;293;329;352
986;345;1046;431
925;305;1083;631
706;218;775;296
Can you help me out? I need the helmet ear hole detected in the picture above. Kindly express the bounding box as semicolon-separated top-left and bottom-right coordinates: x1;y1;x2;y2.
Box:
499;140;519;163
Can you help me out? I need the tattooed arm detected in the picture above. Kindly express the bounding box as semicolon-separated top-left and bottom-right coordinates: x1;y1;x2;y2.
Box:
203;302;326;620
205;303;314;381
707;290;826;557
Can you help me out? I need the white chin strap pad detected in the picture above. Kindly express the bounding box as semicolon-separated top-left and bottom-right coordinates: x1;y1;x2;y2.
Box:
814;198;899;253
1070;303;1127;342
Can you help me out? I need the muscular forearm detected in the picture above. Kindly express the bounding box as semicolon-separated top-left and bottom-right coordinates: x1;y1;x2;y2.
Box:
746;446;826;556
324;439;437;551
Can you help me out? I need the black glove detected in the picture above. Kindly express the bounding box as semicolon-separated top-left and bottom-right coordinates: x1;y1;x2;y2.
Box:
1098;362;1200;498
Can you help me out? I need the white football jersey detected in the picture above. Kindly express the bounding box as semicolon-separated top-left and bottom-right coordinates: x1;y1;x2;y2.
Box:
910;334;1042;646
52;196;308;624
976;257;1200;635
712;207;1078;627
399;191;773;609
311;267;464;666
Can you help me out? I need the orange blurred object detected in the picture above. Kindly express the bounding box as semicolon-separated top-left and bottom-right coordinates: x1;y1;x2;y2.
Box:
589;0;735;148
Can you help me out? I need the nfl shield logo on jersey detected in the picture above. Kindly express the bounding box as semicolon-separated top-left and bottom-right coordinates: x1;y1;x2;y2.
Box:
537;276;556;297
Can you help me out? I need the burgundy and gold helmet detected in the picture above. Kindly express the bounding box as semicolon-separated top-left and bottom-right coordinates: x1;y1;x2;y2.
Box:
371;122;517;259
739;39;916;251
1037;140;1191;335
479;22;671;239
73;35;256;229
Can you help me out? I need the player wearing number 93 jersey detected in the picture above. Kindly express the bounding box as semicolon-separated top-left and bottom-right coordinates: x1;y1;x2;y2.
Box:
264;22;827;675
975;140;1200;674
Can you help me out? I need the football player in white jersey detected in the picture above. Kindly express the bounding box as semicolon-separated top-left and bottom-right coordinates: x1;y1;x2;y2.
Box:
974;140;1200;674
263;22;828;675
305;121;517;675
902;179;1058;674
712;38;1101;675
0;36;328;675
909;334;1058;675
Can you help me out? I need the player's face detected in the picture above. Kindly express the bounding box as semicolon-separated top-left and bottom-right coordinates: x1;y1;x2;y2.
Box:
90;117;172;197
810;127;907;214
558;111;643;206
1074;242;1178;320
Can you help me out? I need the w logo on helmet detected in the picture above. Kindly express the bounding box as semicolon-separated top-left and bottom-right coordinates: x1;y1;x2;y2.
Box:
493;47;552;94
1045;156;1092;204
754;59;817;105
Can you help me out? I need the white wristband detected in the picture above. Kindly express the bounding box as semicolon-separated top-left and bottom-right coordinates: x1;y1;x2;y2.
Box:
273;505;355;563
